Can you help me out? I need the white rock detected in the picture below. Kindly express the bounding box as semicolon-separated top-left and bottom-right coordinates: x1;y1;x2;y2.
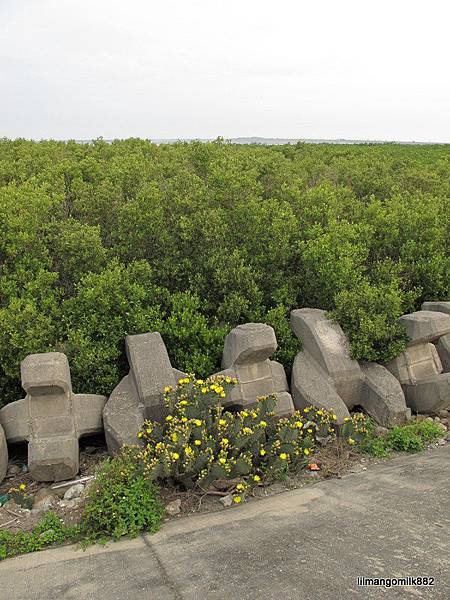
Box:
165;498;181;515
63;483;84;500
219;494;233;507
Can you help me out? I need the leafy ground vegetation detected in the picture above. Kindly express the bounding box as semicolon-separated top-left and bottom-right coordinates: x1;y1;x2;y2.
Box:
0;138;449;404
1;373;447;560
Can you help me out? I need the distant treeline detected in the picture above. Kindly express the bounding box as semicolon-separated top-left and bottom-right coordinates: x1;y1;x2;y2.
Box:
0;138;449;406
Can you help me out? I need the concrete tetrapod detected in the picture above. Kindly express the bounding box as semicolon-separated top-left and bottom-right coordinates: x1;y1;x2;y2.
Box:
0;353;106;482
214;323;294;417
385;309;450;414
103;332;186;454
290;309;410;426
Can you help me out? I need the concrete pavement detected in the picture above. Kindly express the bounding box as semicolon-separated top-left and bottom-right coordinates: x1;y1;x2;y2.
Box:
1;445;449;600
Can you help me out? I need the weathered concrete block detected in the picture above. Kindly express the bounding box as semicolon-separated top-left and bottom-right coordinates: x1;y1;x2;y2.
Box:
385;343;442;385
75;394;109;437
402;374;450;414
0;424;7;483
21;352;72;396
360;363;410;427
291;352;350;423
222;323;277;369
126;332;176;420
385;338;450;414
399;311;450;346
28;436;79;482
421;301;450;316
0;398;29;444
103;376;148;455
290;309;363;406
436;334;450;373
103;332;182;454
215;323;293;417
290;308;410;426
0;352;107;482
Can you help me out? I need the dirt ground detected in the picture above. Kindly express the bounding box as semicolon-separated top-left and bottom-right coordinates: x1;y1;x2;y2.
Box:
1;419;448;533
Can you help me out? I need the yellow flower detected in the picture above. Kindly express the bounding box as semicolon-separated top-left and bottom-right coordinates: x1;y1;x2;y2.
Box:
233;496;242;503
165;415;173;422
303;448;310;455
221;438;229;446
171;452;180;460
137;431;143;438
178;378;185;385
259;420;267;428
164;386;172;393
219;458;226;464
181;417;187;422
279;453;287;460
295;421;303;428
201;387;208;394
196;379;204;385
19;483;26;491
307;428;313;434
253;475;261;482
236;483;245;491
225;377;231;383
242;427;253;435
219;419;227;426
194;440;202;446
259;449;266;456
155;442;163;450
220;392;226;398
332;414;337;421
316;410;323;416
348;437;356;445
344;417;351;422
171;433;178;442
179;400;188;406
184;447;193;455
194;419;202;427
241;411;248;417
146;428;152;434
304;407;310;413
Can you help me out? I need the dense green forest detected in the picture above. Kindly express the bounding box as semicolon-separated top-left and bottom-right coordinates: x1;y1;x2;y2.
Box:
0;138;449;407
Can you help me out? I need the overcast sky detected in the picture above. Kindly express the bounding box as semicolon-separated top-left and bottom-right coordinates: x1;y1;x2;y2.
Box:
1;0;449;142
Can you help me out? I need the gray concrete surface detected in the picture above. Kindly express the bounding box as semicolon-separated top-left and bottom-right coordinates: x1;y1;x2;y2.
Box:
1;446;449;600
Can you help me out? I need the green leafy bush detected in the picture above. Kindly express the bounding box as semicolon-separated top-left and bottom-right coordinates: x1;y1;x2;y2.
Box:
386;421;444;453
329;280;411;363
137;375;337;501
81;451;164;542
0;512;80;560
0;139;449;405
341;414;444;456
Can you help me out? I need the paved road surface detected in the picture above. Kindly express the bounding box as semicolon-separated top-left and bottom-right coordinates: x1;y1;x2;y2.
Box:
1;445;449;600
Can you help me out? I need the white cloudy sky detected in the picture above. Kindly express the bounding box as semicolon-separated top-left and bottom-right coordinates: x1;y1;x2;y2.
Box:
1;0;449;141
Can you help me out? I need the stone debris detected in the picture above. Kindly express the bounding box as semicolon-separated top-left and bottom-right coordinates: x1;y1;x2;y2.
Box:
6;464;21;478
219;494;234;508
32;488;57;513
165;498;181;516
0;352;107;482
290;308;410;426
214;323;294;416
103;332;185;454
63;483;85;500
